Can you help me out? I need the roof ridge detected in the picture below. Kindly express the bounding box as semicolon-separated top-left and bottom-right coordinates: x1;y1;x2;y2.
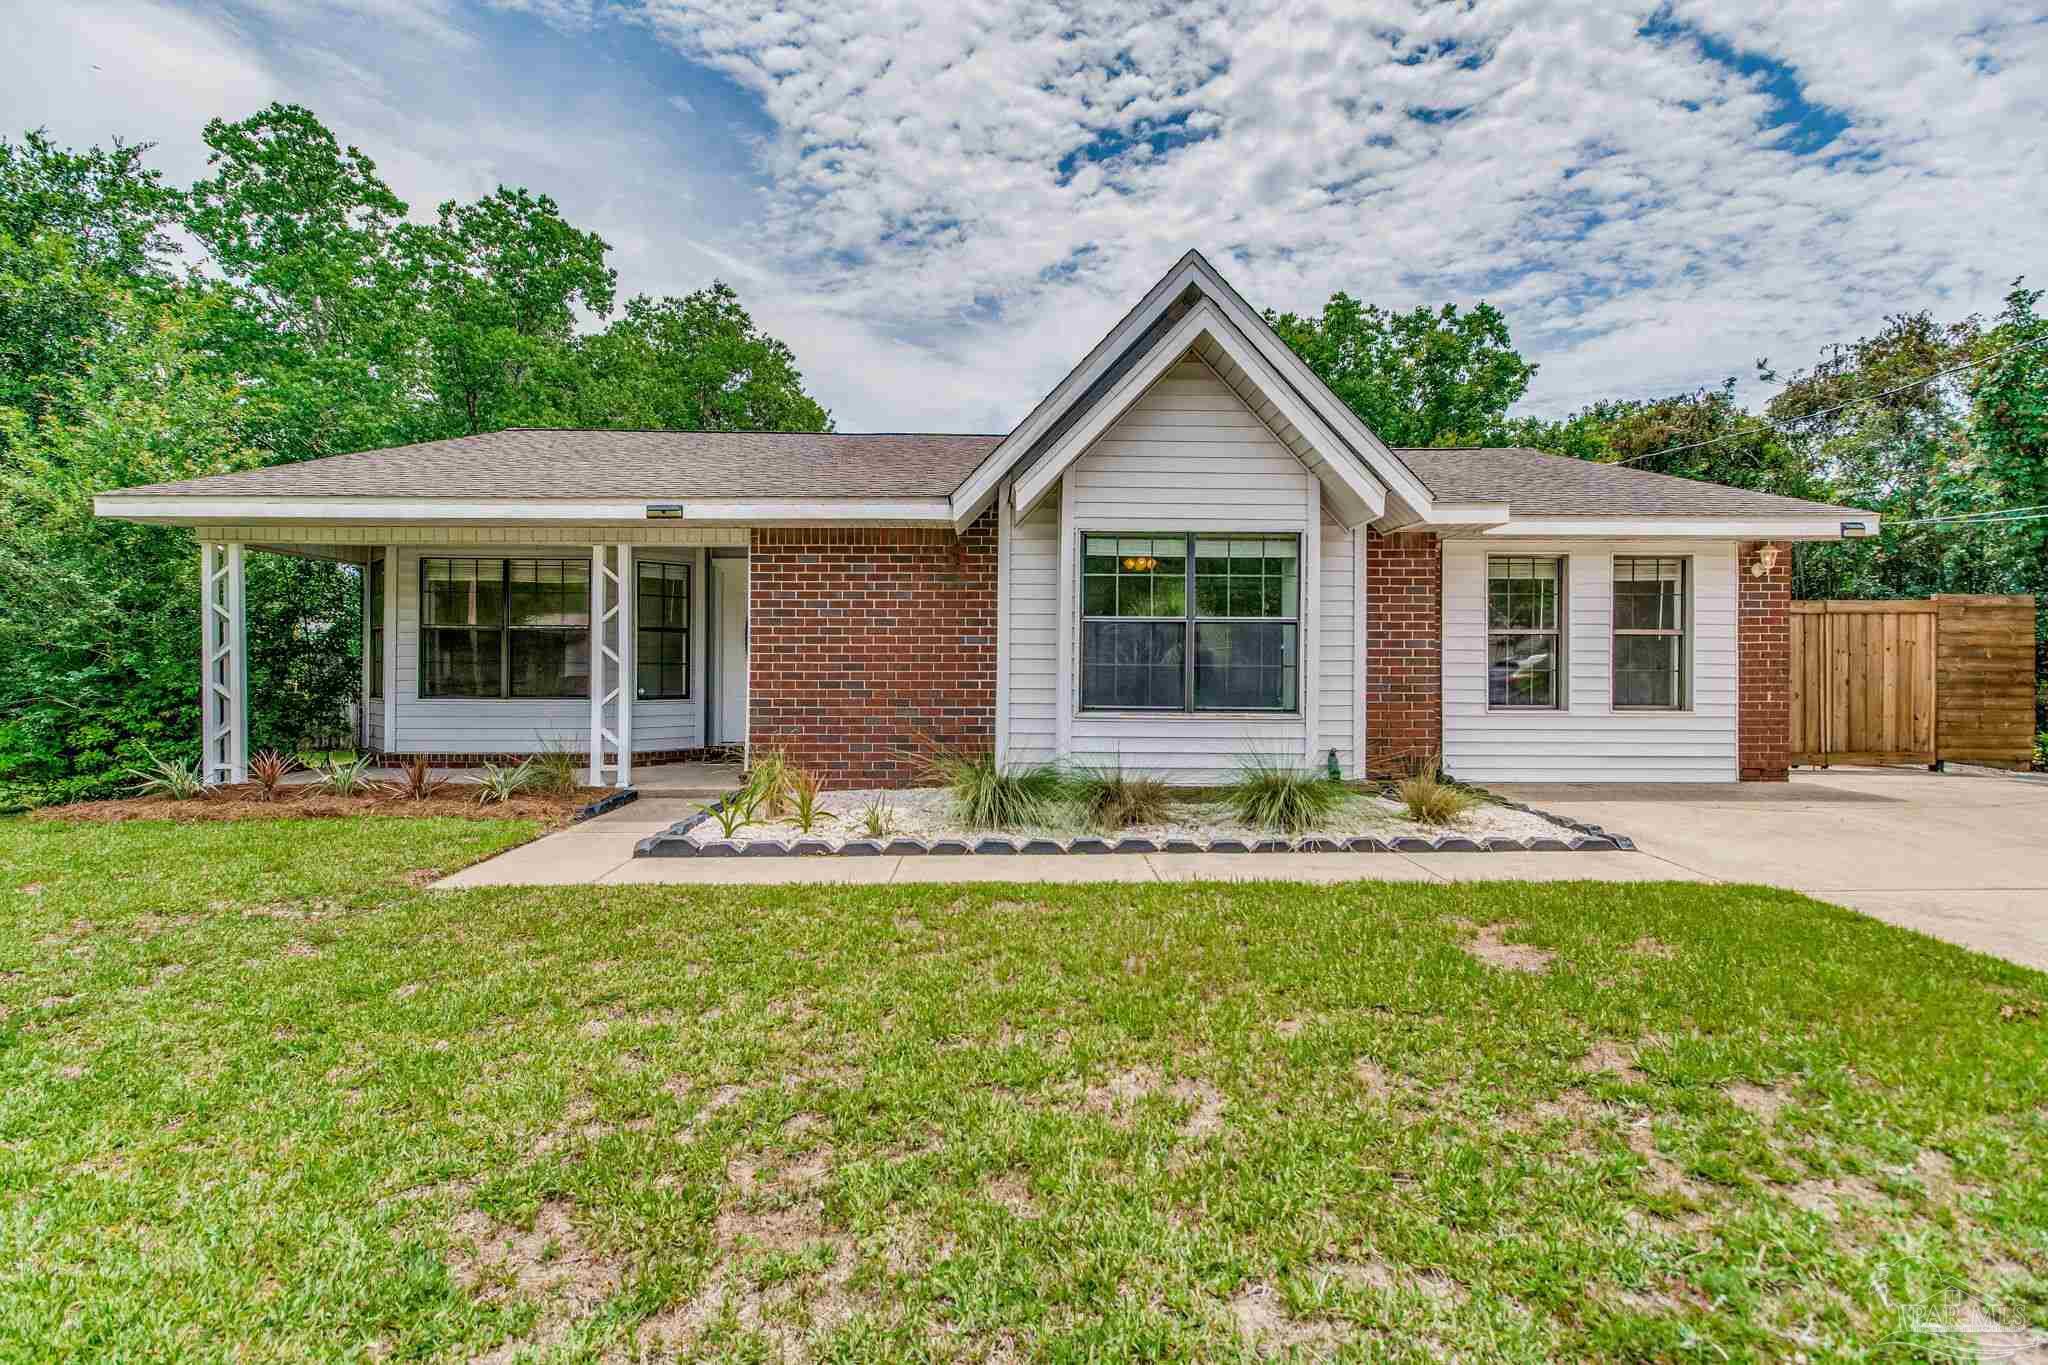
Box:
492;427;1007;438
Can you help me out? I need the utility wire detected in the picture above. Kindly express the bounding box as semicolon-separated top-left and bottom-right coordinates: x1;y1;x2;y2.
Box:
1886;504;2048;528
1606;331;2048;468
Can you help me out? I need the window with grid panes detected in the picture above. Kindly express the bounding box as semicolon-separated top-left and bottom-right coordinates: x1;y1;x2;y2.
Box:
419;558;590;699
1487;557;1563;707
635;560;690;699
1612;556;1687;708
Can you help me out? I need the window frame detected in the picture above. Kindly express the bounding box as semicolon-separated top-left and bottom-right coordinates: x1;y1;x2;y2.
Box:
635;559;692;701
1610;555;1691;711
1076;531;1303;716
367;555;385;701
1485;555;1567;711
417;556;592;701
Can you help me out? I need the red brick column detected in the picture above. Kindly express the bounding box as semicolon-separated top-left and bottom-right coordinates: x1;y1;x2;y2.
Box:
1365;530;1443;777
1737;540;1793;782
748;508;997;788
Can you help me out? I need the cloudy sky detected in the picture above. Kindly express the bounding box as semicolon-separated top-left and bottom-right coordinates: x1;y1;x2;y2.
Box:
8;0;2044;434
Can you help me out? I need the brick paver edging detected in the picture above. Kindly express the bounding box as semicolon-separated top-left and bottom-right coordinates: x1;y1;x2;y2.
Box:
630;793;1633;859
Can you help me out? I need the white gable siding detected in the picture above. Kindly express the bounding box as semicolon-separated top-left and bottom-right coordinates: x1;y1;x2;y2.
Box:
375;543;704;756
998;354;1360;784
1441;539;1739;782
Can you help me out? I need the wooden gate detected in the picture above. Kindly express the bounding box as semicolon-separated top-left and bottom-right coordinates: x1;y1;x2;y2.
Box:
1789;600;1936;767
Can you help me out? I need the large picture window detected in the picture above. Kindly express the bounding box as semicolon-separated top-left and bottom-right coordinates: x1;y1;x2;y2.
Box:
1487;556;1563;708
420;557;590;699
636;560;690;700
367;556;385;700
1080;533;1299;713
1612;556;1687;709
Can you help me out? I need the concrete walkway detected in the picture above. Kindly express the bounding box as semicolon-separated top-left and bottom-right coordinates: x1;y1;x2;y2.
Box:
1490;767;2048;970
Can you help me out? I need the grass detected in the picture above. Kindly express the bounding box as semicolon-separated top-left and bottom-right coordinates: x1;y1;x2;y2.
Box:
1396;757;1483;827
1223;752;1350;834
1066;762;1173;831
918;748;1063;829
3;818;2047;1360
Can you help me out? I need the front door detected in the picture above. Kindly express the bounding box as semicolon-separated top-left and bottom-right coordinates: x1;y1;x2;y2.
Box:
711;555;748;744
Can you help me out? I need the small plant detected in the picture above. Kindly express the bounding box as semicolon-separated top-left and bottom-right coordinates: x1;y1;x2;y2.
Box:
248;749;299;800
395;755;450;802
858;795;896;839
470;759;533;805
710;789;758;839
918;745;1061;830
1395;755;1480;827
126;750;205;801
1067;761;1173;831
528;737;578;795
744;746;795;819
1224;752;1347;835
316;754;380;796
788;767;835;834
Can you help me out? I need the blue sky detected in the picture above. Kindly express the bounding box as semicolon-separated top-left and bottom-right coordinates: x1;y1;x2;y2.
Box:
7;0;2043;433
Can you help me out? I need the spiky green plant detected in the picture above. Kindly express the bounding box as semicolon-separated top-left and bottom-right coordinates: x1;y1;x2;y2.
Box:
919;747;1062;830
1395;755;1480;827
528;738;578;795
1223;753;1347;834
1066;761;1173;831
315;754;380;796
787;767;835;834
710;789;758;839
858;796;896;839
248;750;299;800
126;751;205;801
469;760;533;806
744;747;795;819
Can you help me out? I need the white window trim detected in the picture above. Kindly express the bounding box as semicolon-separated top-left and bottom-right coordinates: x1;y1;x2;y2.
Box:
1484;554;1568;714
1611;553;1694;712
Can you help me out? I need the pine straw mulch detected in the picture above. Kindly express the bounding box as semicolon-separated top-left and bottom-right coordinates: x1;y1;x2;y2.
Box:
31;782;621;830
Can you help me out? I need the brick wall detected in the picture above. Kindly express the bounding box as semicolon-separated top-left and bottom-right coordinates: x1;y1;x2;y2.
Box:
748;509;998;787
1737;540;1793;782
1365;530;1443;777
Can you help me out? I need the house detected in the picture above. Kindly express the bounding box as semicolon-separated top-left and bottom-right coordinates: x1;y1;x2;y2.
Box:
94;251;1876;788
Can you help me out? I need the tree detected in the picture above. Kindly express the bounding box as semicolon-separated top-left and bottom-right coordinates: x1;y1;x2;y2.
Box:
1967;282;2048;725
406;187;615;436
1507;381;1821;501
571;284;832;432
1266;294;1536;446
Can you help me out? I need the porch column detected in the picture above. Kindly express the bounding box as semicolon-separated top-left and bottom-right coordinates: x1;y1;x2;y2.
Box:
382;545;398;754
199;542;247;785
589;544;634;787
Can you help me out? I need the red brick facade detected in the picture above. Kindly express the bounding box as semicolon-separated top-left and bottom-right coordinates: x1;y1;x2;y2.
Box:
748;509;998;787
1737;540;1793;782
1365;530;1444;777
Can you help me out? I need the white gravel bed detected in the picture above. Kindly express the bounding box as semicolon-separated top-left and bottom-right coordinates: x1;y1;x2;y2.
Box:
683;784;1573;850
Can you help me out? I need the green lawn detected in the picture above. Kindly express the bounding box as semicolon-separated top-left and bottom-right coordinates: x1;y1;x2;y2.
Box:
2;818;2045;1362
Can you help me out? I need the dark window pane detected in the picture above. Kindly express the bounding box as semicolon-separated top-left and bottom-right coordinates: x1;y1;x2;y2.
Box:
1081;620;1184;709
424;628;501;697
1488;633;1557;707
1084;575;1114;616
422;559;503;628
1194;574;1229;616
508;629;588;698
1614;634;1680;707
1193;622;1297;710
508;559;589;628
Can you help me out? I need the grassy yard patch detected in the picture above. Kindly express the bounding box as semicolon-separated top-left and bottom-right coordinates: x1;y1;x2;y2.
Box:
3;817;2046;1361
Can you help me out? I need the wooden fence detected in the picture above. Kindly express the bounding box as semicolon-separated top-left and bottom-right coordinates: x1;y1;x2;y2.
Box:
1789;595;2035;770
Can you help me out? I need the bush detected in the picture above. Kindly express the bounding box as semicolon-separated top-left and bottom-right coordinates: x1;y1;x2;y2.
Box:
394;755;448;801
1224;753;1347;834
469;759;532;805
248;749;298;800
1395;756;1480;826
919;747;1061;829
125;749;204;800
1067;762;1173;830
527;739;577;795
744;746;794;818
315;754;379;796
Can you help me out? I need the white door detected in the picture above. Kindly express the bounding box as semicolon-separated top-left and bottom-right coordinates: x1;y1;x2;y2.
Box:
712;556;748;743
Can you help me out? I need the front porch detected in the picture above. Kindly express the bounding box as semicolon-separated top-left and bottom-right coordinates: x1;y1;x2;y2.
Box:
193;529;753;788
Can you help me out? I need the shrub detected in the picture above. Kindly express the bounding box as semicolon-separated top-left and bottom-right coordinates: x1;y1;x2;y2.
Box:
788;767;834;834
315;754;380;796
1395;756;1480;826
248;749;298;800
710;789;757;839
919;746;1061;829
1067;761;1173;830
745;746;794;818
125;749;205;801
858;796;896;839
394;755;449;802
470;759;532;805
528;739;578;795
1224;753;1347;834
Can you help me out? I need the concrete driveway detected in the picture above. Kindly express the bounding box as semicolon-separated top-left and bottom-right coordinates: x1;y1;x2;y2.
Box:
1491;767;2048;970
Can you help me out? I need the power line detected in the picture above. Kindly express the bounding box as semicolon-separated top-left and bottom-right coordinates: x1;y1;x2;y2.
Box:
1887;503;2048;528
1606;331;2048;468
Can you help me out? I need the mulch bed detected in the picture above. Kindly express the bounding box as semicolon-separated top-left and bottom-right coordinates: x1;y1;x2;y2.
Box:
33;783;623;829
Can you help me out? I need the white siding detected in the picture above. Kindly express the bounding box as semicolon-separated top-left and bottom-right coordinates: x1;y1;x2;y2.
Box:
377;543;705;756
999;353;1362;784
1442;539;1739;782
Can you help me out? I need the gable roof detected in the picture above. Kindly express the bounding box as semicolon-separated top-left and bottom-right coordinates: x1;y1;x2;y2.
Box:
1394;447;1867;520
110;429;1004;501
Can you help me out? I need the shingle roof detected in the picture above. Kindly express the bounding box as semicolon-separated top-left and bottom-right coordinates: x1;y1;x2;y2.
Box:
113;429;1007;500
1393;446;1869;520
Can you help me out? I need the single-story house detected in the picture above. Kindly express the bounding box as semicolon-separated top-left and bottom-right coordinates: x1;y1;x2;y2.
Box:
95;250;1877;788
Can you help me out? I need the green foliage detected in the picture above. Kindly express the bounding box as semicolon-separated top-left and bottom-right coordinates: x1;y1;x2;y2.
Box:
572;285;832;432
1395;758;1481;827
858;795;896;839
710;790;756;839
469;759;532;806
787;766;834;834
124;749;203;800
920;747;1062;830
1264;293;1536;446
1222;753;1348;834
1067;762;1173;831
1507;379;1821;499
314;753;379;796
526;740;577;796
743;747;795;819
